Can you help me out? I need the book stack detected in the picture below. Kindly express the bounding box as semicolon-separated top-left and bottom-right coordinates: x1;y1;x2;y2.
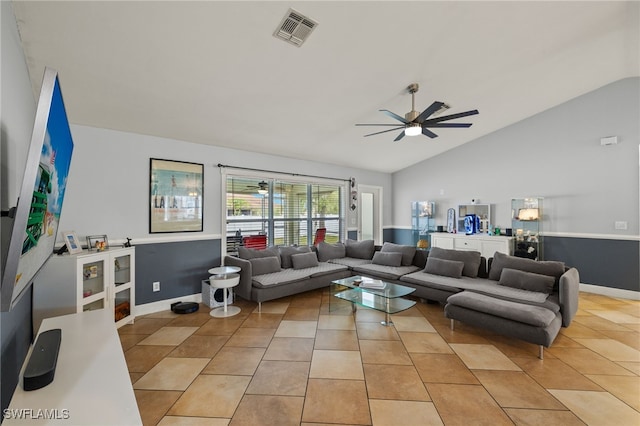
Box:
359;278;386;289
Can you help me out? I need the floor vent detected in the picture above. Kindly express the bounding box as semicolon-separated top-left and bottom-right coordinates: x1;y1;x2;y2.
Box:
273;8;318;47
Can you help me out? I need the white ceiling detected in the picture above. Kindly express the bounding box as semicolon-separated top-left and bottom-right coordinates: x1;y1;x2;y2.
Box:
12;1;639;173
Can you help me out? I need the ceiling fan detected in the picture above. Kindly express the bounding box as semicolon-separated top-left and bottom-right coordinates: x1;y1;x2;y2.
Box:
356;83;479;141
247;181;269;194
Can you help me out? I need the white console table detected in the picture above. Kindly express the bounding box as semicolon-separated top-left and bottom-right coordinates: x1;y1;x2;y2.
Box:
430;233;514;259
6;310;141;425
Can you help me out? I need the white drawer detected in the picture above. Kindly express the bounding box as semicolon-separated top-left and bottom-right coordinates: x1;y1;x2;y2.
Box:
431;236;454;250
454;238;482;251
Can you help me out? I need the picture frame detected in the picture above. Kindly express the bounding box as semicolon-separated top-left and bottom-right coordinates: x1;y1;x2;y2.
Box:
150;158;204;233
62;231;83;255
86;234;109;251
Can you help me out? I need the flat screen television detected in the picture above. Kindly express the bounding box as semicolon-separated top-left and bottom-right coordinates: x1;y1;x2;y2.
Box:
1;67;74;312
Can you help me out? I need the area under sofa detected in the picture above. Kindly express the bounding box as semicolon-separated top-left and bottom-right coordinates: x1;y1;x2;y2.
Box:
223;240;579;357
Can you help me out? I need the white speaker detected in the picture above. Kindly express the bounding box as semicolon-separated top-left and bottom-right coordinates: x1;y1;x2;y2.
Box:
202;280;234;308
600;136;618;146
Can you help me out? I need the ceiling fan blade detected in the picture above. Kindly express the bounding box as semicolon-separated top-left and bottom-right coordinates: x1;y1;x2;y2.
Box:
426;122;473;128
355;123;405;127
394;131;406;142
380;109;410;124
424;109;479;124
363;126;405;137
415;101;445;123
422;127;438;138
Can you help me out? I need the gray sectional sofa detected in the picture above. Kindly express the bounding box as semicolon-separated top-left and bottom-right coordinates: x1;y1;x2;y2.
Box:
223;240;579;357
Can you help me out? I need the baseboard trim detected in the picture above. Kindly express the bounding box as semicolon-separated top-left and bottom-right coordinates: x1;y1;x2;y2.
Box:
134;293;203;316
580;283;639;300
133;283;638;316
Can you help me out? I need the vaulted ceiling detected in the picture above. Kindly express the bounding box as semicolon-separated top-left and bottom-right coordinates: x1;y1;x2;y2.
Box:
12;1;639;173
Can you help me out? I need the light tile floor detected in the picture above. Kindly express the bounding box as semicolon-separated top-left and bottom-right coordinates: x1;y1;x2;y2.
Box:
119;290;640;425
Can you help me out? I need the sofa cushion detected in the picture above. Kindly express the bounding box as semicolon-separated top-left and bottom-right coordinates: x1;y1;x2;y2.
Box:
317;242;346;262
346;239;375;259
446;291;557;327
352;263;420;281
428;247;482;278
309;262;350;278
372;251;403;267
291;251;320;269
380;242;416;266
424;257;464;278
328;257;373;268
401;272;555;308
498;268;555;294
239;246;279;260
249;256;281;275
489;252;565;286
279;245;312;269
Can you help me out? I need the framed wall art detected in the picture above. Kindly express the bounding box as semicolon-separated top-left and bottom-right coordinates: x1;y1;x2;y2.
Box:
150;158;204;233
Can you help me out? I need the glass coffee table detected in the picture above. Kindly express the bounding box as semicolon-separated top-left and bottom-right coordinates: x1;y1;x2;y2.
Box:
331;276;416;326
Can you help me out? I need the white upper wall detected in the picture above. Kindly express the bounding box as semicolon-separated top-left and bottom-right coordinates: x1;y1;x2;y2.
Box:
59;125;391;243
392;77;640;237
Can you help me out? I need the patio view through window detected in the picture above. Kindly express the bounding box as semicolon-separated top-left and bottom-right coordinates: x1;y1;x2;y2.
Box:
226;176;344;252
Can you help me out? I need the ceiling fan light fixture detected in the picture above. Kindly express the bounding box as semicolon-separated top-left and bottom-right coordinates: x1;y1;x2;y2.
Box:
405;124;422;137
258;188;268;195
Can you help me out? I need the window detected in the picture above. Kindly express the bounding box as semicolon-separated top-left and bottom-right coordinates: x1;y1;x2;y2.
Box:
225;175;344;252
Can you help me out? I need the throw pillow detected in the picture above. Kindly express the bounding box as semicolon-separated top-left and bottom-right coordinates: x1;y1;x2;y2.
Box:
372;251;403;267
380;242;416;266
249;256;281;275
488;252;565;284
345;239;375;259
428;247;482;278
424;257;464;278
498;268;555;294
291;251;320;269
279;245;312;269
317;242;346;262
238;246;279;260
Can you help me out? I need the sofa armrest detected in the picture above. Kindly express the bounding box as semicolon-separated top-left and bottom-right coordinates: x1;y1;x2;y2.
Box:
224;256;253;301
559;267;580;327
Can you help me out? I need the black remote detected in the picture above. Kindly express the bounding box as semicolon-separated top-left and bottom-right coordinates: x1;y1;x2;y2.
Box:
23;328;62;391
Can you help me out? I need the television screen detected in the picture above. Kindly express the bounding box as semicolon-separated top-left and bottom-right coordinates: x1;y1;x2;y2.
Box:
1;67;74;312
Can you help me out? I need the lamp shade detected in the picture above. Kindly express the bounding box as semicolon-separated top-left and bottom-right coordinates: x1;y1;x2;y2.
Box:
517;208;539;221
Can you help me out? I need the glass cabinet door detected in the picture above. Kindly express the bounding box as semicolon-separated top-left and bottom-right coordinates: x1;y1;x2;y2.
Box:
82;260;105;300
113;253;132;287
114;287;132;322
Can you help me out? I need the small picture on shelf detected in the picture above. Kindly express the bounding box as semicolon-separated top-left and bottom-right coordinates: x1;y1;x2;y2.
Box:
87;235;109;251
62;231;83;255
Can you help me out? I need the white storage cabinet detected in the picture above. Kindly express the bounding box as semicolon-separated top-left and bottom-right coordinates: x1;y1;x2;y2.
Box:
33;246;135;333
430;233;513;259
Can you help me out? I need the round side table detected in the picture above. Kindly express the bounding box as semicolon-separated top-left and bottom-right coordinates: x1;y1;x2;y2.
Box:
207;266;241;318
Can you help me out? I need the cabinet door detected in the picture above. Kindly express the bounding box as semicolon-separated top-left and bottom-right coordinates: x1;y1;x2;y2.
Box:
79;256;108;311
112;249;135;327
482;240;510;258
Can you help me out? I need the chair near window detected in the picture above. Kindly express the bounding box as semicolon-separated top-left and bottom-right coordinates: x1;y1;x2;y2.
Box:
242;235;267;250
313;228;326;246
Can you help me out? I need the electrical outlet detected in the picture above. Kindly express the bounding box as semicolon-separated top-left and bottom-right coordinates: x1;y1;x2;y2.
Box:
614;221;628;230
153;281;160;292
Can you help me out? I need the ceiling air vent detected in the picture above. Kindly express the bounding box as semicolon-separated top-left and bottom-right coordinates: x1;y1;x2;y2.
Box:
273;8;318;47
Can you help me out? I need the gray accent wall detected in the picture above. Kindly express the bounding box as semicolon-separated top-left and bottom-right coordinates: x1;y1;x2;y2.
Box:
135;239;221;304
545;236;639;292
